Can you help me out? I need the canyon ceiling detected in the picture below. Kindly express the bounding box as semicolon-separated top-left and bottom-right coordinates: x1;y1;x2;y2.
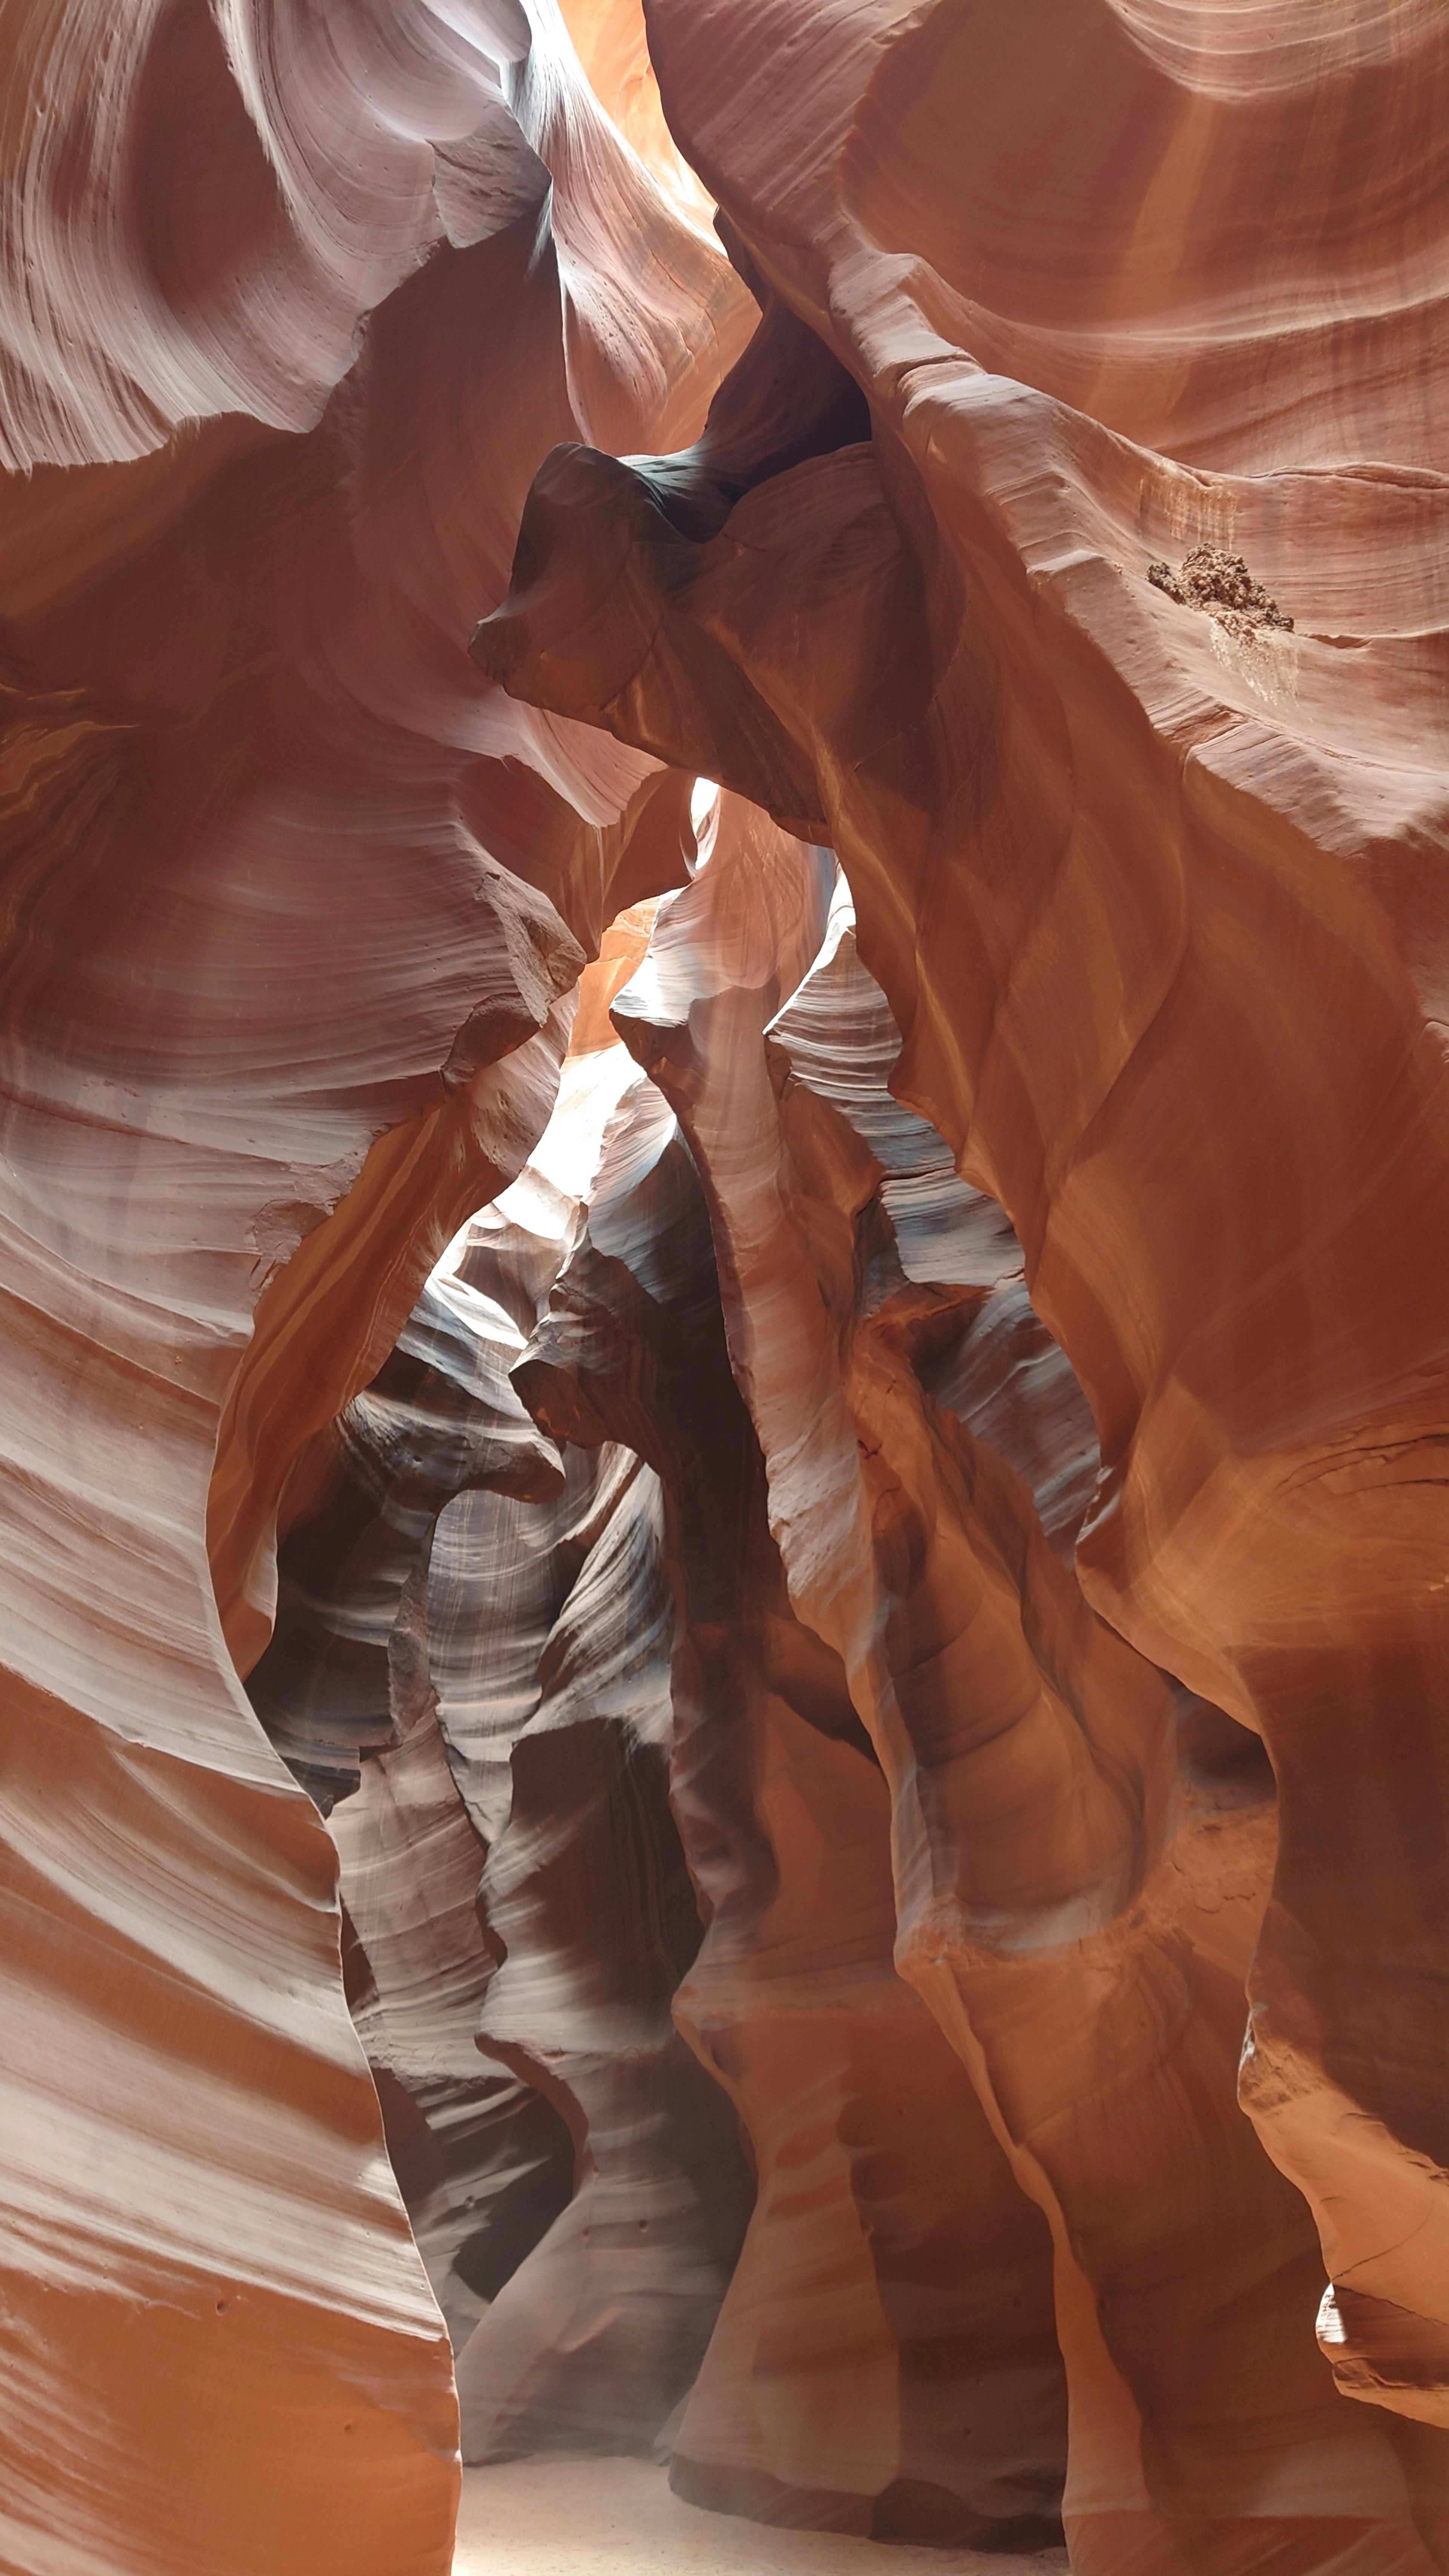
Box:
1;2;1447;2573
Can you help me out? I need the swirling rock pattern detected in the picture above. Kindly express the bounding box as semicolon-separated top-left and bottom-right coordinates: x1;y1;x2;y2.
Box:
0;5;743;2571
477;0;1449;2550
249;1012;755;2467
6;3;1449;2573
428;1211;754;2464
517;1057;1071;2549
601;799;1449;2568
244;1240;583;2358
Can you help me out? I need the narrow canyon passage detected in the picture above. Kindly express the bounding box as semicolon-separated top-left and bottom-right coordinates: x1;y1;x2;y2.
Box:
1;5;1447;2576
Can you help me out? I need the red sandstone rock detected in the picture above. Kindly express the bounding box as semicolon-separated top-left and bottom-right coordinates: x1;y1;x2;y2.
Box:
5;3;1449;2572
517;1061;1069;2548
477;0;1449;2526
334;1635;577;2362
249;1017;756;2465
0;7;745;2570
595;796;1446;2568
435;1411;751;2465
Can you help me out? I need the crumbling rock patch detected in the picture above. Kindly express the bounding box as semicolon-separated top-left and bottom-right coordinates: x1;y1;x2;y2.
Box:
1148;544;1294;637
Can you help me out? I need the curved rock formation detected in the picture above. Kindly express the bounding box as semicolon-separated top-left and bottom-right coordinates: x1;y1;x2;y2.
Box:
517;1051;1070;2549
443;1430;751;2466
475;0;1449;2541
244;1242;582;2357
426;1149;754;2463
5;2;1449;2571
243;1009;755;2466
0;6;746;2571
596;797;1446;2569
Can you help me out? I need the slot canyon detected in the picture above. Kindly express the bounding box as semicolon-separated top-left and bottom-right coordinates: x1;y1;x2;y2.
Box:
1;2;1447;2572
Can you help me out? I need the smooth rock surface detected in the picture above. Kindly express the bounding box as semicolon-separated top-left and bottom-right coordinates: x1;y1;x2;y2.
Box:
0;6;746;2570
453;2458;1070;2575
477;0;1449;2536
5;2;1449;2572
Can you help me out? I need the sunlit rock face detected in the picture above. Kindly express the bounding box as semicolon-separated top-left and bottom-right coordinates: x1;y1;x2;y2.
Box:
4;3;1449;2575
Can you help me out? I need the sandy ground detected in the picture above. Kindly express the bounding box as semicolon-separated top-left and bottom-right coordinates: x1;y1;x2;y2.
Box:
454;2459;1071;2576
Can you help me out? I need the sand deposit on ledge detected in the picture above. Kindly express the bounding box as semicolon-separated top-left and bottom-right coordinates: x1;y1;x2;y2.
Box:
454;2459;1070;2575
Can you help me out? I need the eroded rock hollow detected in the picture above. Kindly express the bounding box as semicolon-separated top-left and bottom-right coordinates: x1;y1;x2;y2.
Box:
2;3;1447;2572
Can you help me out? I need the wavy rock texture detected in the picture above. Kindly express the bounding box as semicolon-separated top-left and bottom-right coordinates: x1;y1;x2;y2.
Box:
245;1247;581;2356
595;801;1449;2570
7;3;1449;2573
428;1179;754;2465
249;1015;755;2465
249;1261;568;1810
0;4;749;2571
517;1053;1071;2549
475;2;1449;2558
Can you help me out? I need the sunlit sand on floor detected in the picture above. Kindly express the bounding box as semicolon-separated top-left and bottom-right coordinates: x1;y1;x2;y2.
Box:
454;2459;1071;2575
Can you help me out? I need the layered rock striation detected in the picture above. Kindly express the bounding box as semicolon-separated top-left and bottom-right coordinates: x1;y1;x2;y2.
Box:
3;4;1449;2575
476;2;1449;2554
603;802;1448;2567
0;5;742;2571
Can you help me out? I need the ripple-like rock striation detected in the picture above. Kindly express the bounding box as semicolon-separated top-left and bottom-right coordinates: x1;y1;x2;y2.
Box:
6;6;1449;2576
472;1;1449;2561
0;3;746;2570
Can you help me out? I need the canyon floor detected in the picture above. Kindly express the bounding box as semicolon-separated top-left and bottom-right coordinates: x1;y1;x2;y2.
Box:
453;2461;1072;2575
